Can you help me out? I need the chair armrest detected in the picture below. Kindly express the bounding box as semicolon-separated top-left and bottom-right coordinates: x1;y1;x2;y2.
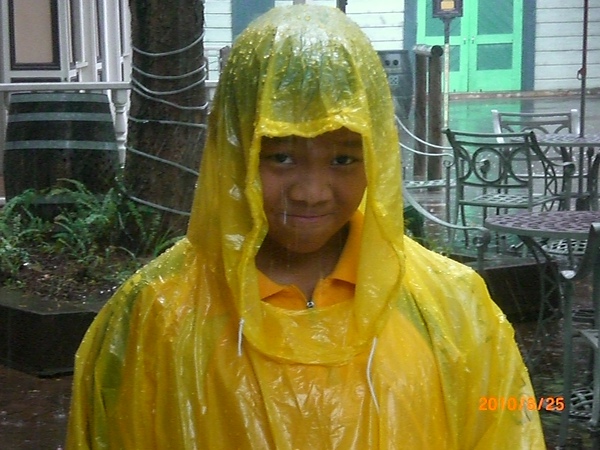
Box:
529;132;576;179
402;187;491;273
491;109;503;136
551;159;577;177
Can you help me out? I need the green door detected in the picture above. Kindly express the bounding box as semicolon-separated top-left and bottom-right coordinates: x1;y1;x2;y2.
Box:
417;0;523;93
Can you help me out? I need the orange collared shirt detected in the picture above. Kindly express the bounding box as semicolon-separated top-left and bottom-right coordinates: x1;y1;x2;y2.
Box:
258;213;362;310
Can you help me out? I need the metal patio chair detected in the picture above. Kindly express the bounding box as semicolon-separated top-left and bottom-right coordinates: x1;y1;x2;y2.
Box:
491;109;588;205
557;222;600;447
444;129;575;248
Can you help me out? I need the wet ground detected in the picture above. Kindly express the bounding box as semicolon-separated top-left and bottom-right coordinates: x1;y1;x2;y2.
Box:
516;279;600;449
0;366;70;450
2;93;600;448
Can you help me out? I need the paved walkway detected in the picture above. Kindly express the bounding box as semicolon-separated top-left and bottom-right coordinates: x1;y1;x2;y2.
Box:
0;365;71;449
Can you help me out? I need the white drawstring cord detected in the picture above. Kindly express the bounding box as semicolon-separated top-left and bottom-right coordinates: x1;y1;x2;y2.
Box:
237;318;245;357
367;337;380;413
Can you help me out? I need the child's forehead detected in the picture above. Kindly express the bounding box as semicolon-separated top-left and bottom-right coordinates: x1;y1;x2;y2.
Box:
261;128;363;147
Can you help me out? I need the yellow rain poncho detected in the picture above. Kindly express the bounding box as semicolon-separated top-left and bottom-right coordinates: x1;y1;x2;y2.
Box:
67;5;544;449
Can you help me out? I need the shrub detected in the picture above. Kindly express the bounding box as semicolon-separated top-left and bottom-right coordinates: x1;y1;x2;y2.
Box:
0;179;182;300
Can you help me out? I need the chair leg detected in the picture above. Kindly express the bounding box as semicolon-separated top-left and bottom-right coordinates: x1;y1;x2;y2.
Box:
459;205;469;247
588;261;600;430
559;280;575;447
589;342;600;429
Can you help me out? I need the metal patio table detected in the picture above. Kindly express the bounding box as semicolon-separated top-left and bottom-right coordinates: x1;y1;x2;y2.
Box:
538;133;600;147
485;210;600;447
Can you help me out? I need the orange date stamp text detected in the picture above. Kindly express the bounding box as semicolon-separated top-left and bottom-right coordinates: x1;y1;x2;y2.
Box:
479;396;564;412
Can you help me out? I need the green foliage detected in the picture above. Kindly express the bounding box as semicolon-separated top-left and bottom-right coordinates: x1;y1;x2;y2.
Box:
0;191;52;278
0;179;183;295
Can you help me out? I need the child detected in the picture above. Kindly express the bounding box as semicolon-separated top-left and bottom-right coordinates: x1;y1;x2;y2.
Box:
67;5;544;448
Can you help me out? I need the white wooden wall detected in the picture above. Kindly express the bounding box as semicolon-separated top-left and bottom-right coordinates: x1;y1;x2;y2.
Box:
274;1;336;9
274;0;405;50
536;2;600;90
204;1;232;82
204;0;405;81
345;0;405;51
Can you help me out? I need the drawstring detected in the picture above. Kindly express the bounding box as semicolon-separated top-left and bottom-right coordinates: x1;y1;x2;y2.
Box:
367;337;380;413
237;318;245;357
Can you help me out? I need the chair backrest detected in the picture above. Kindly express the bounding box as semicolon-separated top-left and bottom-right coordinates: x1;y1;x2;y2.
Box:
445;129;545;189
491;109;580;161
491;109;580;136
444;129;564;211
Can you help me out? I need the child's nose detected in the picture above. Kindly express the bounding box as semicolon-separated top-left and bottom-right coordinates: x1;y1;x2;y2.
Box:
288;168;333;205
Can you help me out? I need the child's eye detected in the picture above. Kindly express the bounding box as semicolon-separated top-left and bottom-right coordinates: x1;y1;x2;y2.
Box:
332;155;359;166
266;153;294;164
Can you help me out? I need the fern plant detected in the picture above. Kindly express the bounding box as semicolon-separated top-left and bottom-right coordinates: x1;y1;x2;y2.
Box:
0;178;183;299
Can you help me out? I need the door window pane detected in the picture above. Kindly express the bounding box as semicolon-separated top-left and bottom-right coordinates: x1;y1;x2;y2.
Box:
478;43;513;70
478;0;513;35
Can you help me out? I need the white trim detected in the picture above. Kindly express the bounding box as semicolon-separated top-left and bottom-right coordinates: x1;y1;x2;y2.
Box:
0;0;8;84
81;0;99;81
57;0;72;80
101;0;121;81
120;0;132;80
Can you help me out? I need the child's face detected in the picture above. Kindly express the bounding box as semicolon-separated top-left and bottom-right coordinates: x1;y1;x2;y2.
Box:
259;128;367;255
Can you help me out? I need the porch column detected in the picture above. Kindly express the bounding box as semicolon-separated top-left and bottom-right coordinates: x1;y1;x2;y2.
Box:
111;88;130;164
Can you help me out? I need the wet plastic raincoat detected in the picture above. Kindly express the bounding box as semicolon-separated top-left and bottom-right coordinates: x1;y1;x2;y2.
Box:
67;5;544;449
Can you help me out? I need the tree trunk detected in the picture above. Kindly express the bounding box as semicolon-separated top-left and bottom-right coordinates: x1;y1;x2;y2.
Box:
125;0;207;239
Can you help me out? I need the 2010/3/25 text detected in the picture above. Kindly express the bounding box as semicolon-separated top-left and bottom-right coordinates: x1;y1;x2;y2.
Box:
479;396;565;411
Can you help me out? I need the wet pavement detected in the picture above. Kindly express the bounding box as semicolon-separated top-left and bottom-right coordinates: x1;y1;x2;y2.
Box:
1;93;600;449
0;365;70;449
516;279;600;449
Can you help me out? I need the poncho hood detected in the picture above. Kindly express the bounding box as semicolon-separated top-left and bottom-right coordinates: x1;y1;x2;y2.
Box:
187;5;405;364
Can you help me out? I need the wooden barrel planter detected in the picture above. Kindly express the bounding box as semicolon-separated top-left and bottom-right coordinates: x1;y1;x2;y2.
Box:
378;50;414;120
3;92;120;203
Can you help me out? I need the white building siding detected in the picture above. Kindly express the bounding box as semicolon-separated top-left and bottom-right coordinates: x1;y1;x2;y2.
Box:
275;0;405;50
346;0;404;51
204;0;405;80
204;0;232;81
274;1;336;8
535;3;600;91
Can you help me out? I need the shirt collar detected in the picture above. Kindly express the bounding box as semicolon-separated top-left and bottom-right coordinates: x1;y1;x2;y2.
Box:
257;211;363;299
